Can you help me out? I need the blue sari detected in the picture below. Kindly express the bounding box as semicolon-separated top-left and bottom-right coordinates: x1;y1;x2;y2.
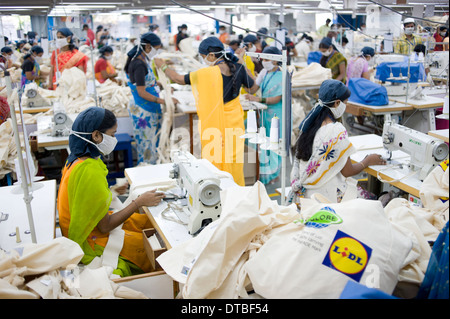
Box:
259;70;283;184
127;62;162;164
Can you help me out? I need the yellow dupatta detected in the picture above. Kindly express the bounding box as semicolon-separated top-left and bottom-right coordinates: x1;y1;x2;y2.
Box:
190;66;245;186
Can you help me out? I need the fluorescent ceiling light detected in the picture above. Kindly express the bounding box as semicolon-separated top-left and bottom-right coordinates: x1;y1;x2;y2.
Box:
55;5;117;9
0;6;49;9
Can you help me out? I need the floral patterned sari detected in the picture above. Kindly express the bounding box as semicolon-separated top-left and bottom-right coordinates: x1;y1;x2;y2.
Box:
289;122;356;205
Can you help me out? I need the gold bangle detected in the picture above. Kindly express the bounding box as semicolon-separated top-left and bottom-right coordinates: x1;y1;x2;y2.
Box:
359;162;365;169
132;200;139;211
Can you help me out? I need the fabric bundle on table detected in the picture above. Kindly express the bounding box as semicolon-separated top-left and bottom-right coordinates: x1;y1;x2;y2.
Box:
291;62;331;87
0;237;148;299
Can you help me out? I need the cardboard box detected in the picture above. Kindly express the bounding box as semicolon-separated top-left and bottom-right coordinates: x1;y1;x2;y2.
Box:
142;228;167;271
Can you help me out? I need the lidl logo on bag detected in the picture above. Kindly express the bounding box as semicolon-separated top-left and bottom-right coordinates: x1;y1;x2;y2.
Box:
322;230;372;282
295;206;343;229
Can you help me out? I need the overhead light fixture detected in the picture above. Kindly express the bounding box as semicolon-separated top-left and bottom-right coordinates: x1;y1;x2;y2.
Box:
0;6;49;9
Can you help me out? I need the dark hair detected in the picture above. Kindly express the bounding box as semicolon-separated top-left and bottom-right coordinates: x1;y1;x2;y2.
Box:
295;106;335;161
97;109;117;133
209;46;238;100
83;24;89;29
414;44;426;55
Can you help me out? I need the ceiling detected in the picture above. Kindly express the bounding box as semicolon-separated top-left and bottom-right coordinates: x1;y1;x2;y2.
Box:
0;0;448;17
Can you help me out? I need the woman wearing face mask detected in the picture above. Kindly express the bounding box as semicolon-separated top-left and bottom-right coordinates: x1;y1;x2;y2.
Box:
238;34;260;76
21;45;48;88
346;46;375;84
433;26;448;52
94;46;118;84
0;47;14;69
58;107;164;277
244;46;283;184
319;37;347;83
125;32;177;164
49;27;89;90
289;80;386;205
154;37;259;186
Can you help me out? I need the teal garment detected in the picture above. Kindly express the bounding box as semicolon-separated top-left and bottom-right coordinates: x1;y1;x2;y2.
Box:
259;70;283;184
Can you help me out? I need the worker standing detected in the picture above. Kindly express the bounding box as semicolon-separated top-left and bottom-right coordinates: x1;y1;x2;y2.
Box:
317;18;332;38
176;24;189;51
154;37;259;186
124;32;177;165
244;46;283;185
394;18;423;55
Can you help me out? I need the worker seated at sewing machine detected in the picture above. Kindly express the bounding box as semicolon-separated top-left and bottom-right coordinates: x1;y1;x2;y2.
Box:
57;107;165;277
289;80;387;206
382;121;449;181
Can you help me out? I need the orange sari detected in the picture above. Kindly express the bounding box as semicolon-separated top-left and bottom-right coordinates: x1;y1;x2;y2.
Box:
50;49;88;89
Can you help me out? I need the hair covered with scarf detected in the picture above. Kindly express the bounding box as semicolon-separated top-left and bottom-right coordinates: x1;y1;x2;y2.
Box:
295;79;351;161
198;36;240;100
57;28;76;51
124;32;162;74
67;107;117;165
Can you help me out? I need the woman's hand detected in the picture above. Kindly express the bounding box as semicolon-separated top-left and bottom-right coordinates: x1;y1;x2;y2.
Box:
114;182;129;195
154;58;165;69
135;189;165;207
364;154;387;166
244;94;259;102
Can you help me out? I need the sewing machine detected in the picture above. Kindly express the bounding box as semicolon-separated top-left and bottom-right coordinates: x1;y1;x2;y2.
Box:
382;121;449;180
51;102;73;137
23;83;51;108
427;51;449;80
169;152;222;235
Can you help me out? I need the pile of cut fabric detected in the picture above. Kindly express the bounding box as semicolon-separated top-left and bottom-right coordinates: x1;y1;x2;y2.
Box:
291;62;332;87
0;118;36;180
0;237;148;299
157;161;448;299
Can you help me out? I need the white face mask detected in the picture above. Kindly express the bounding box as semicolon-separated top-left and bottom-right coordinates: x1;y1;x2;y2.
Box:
202;53;223;66
247;45;256;53
34;55;43;63
262;60;275;71
142;44;157;60
71;131;118;156
440;32;447;37
56;37;69;49
104;55;112;60
404;27;414;35
322;48;332;57
328;101;346;119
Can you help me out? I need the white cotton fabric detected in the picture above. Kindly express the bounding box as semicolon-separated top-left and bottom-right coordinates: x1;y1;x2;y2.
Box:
0;237;148;299
291;62;332;87
245;197;415;299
